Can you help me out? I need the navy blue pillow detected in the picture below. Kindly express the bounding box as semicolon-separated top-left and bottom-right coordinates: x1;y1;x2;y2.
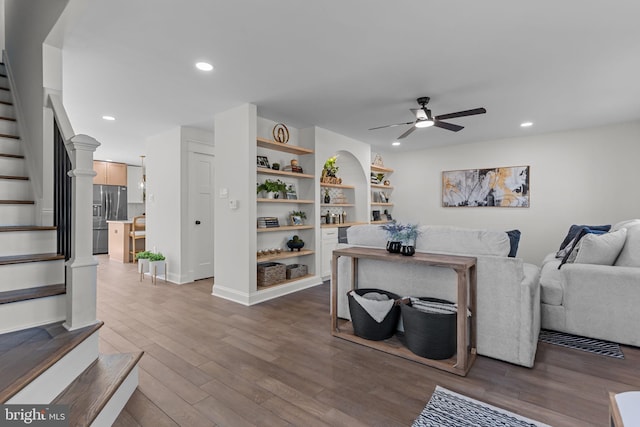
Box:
558;224;611;251
505;230;521;258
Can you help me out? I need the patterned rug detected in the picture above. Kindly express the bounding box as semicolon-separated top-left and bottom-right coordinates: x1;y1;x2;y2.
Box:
413;386;549;427
539;329;624;359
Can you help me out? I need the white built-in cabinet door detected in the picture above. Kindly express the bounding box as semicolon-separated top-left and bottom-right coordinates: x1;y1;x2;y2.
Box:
127;165;144;203
322;228;339;279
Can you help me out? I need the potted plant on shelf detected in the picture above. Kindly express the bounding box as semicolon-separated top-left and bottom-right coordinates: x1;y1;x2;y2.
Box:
289;210;307;225
135;250;152;274
257;179;287;199
321;155;340;184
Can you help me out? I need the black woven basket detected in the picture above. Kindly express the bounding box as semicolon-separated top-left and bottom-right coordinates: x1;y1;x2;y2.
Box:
347;288;401;341
401;297;457;360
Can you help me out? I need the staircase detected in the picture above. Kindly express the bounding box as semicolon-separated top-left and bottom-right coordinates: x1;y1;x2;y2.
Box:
0;62;142;425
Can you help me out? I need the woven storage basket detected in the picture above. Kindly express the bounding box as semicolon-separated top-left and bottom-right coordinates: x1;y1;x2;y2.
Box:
347;288;401;341
285;264;308;280
401;297;457;360
257;262;286;287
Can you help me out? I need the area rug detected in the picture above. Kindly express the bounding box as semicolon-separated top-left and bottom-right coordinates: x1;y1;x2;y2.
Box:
538;329;624;359
413;386;550;427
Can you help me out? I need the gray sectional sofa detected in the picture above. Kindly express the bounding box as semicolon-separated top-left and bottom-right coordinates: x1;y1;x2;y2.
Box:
333;224;541;368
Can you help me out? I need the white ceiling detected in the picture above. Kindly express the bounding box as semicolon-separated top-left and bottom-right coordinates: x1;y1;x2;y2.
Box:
61;0;640;164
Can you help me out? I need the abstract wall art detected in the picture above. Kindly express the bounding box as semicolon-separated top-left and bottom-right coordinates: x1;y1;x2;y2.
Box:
442;165;530;207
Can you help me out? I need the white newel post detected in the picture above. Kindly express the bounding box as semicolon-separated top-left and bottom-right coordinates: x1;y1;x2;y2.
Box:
63;134;101;331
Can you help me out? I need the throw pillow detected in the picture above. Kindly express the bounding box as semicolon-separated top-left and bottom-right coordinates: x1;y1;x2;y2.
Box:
570;228;627;266
558;226;608;268
505;229;521;258
558;224;611;251
614;224;640;267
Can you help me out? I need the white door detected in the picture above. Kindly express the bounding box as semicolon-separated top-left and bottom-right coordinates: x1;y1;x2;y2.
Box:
189;151;215;280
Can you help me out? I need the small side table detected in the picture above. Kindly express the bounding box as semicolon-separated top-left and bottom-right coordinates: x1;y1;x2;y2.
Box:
610;391;640;426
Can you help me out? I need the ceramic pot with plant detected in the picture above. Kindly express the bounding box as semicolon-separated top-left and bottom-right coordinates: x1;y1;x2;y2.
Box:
148;252;166;277
257;179;287;199
287;235;305;251
272;163;280;170
135;250;152;273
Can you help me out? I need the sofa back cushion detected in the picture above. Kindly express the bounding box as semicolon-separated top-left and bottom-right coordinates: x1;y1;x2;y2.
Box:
415;225;510;257
570;228;627;266
615;224;640;267
346;224;388;248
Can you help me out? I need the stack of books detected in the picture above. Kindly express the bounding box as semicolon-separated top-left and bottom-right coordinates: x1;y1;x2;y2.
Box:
283;165;304;173
257;217;280;228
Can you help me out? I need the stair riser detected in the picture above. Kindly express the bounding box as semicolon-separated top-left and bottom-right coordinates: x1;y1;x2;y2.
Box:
0;157;25;176
0;294;65;335
0;103;15;119
6;329;98;404
0;230;57;257
0;76;7;87
0;137;22;156
0;205;35;225
0;119;17;135
0;90;12;104
0;259;65;291
0;179;31;200
91;366;139;427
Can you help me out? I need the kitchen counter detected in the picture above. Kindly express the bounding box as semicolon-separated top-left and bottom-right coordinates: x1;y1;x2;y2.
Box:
107;220;137;263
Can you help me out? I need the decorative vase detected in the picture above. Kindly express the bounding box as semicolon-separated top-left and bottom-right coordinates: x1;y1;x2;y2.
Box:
324;191;330;203
386;241;401;253
287;240;305;251
401;245;416;256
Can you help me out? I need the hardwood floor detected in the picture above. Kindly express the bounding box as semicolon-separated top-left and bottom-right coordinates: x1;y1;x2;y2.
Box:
97;256;640;426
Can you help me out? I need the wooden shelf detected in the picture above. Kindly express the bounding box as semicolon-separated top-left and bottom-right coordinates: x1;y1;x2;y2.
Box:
321;203;355;207
257;137;314;155
371;202;394;206
257;225;314;233
257;273;315;290
257;198;314;204
371;183;394;190
320;183;355;189
257;168;314;179
371;164;394;173
257;249;314;262
321;222;366;228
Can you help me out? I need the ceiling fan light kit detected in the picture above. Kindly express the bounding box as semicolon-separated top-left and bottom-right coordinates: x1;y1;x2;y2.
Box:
369;96;486;140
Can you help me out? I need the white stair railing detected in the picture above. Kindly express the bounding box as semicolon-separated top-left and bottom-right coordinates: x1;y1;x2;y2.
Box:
47;92;101;330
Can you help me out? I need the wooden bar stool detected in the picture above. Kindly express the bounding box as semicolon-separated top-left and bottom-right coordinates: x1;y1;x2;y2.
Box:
129;215;146;262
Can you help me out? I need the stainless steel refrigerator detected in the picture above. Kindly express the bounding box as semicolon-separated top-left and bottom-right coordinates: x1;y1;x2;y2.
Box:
93;185;128;254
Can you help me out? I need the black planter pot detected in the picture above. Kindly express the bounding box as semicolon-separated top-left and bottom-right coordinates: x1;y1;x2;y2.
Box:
287;240;304;251
401;245;415;256
386;241;402;253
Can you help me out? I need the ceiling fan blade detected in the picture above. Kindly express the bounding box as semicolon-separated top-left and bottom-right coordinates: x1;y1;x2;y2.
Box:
369;121;415;131
435;108;486;121
397;125;417;139
433;121;464;132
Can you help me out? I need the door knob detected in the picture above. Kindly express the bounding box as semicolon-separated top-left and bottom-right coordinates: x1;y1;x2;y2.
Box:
195;220;201;225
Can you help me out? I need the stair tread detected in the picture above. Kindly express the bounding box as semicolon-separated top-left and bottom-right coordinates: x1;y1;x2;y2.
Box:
0;253;65;265
0;153;23;159
0;116;16;122
0;226;57;232
53;352;143;426
0;134;19;140
0;200;35;204
0;175;28;181
0;87;9;91
0;321;104;403
0;283;65;305
0;101;13;106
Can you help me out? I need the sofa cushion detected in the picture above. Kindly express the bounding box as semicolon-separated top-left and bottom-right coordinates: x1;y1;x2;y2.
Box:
569;228;627;266
611;219;640;232
615;225;640;267
346;224;389;247
558;227;608;268
415;225;510;256
539;257;563;306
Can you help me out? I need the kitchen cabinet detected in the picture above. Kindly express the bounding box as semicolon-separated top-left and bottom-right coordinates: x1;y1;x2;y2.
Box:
93;161;127;186
321;228;338;279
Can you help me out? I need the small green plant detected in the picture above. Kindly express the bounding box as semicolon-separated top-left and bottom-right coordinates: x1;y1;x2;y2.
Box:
135;251;152;260
290;210;307;220
376;173;385;182
148;252;166;261
256;179;287;194
291;235;303;243
323;155;339;177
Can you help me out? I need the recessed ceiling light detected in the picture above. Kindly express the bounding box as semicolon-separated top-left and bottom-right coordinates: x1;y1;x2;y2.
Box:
195;62;214;71
102;115;115;121
392;141;401;146
520;122;533;127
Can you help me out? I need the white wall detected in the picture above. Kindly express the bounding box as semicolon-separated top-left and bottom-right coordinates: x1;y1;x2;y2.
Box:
145;127;182;282
0;0;5;50
386;120;640;264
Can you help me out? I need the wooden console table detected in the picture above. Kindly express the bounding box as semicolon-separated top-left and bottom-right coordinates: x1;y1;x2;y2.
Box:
331;246;477;376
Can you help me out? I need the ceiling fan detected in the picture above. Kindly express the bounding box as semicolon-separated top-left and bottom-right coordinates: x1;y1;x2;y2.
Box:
369;97;486;139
